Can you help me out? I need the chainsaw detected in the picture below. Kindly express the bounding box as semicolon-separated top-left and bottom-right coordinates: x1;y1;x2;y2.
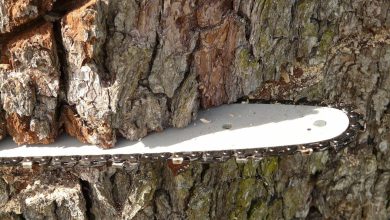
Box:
0;100;364;171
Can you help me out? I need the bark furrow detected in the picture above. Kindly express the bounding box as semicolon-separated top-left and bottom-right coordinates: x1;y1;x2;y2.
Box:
0;0;389;219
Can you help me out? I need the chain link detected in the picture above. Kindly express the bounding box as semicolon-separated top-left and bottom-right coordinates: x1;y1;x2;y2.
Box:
0;100;364;169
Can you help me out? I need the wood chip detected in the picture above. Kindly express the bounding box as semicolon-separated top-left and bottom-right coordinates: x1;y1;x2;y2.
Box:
200;118;211;124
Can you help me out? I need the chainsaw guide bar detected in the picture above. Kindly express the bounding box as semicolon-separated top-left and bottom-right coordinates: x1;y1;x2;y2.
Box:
0;101;364;169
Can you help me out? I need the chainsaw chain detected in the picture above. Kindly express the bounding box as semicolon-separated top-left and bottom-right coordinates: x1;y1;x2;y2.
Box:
0;100;365;169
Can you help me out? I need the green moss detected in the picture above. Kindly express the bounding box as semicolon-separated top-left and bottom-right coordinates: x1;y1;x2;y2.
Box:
303;80;326;100
226;181;246;220
259;157;279;183
243;160;258;178
226;180;239;208
267;199;283;220
227;178;264;219
248;199;284;220
238;49;259;70
229;177;268;219
308;151;329;174
283;186;305;219
229;210;248;220
304;23;318;37
171;163;202;206
186;186;213;220
220;159;239;182
237;178;257;208
318;29;335;56
363;157;378;175
256;34;271;52
259;0;273;20
297;0;317;32
248;201;268;220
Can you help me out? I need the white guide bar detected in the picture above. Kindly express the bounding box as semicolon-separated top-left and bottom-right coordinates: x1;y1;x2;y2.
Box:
0;104;349;158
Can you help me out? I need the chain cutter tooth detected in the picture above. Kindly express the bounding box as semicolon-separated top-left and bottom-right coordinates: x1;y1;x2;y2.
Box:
263;147;280;157
213;151;233;162
182;152;201;161
297;145;314;155
282;146;297;155
139;154;151;162
3;157;22;166
22;158;33;169
111;154;139;169
35;157;51;166
169;153;185;165
79;155;109;167
235;157;249;163
307;142;327;152
201;152;215;163
51;156;79;168
148;153;168;161
251;150;264;161
170;157;184;165
158;153;171;160
111;155;125;168
21;157;52;169
235;150;255;163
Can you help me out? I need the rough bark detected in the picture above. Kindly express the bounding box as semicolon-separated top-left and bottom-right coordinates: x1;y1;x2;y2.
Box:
1;22;60;144
0;0;53;34
0;0;389;219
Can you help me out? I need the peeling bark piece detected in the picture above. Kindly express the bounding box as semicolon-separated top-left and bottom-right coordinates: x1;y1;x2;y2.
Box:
0;0;53;34
0;22;59;144
194;15;247;108
61;0;115;147
60;105;113;149
148;0;198;98
110;0;199;139
1;0;390;219
0;72;36;116
232;47;262;97
171;69;199;128
21;180;86;219
105;0;162;141
60;0;270;146
62;0;169;146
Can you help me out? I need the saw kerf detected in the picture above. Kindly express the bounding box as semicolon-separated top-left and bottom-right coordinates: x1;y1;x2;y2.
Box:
0;101;364;171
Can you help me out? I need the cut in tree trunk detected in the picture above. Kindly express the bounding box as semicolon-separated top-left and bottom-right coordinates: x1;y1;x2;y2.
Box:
0;0;389;219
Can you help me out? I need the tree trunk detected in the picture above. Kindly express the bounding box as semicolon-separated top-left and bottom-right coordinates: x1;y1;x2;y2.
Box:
0;0;389;219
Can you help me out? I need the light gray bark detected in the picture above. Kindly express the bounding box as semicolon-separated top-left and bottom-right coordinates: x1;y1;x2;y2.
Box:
0;0;389;219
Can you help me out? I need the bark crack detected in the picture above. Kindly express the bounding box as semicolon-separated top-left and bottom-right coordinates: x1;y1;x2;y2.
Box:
80;179;95;220
101;13;114;88
109;172;123;213
144;32;160;92
168;33;201;112
235;3;251;42
52;19;68;116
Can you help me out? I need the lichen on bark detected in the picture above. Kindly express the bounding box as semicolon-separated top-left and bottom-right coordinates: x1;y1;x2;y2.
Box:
0;22;60;144
59;0;264;147
0;0;53;34
0;0;389;219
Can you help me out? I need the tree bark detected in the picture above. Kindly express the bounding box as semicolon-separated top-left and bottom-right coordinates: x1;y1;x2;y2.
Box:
0;0;389;219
